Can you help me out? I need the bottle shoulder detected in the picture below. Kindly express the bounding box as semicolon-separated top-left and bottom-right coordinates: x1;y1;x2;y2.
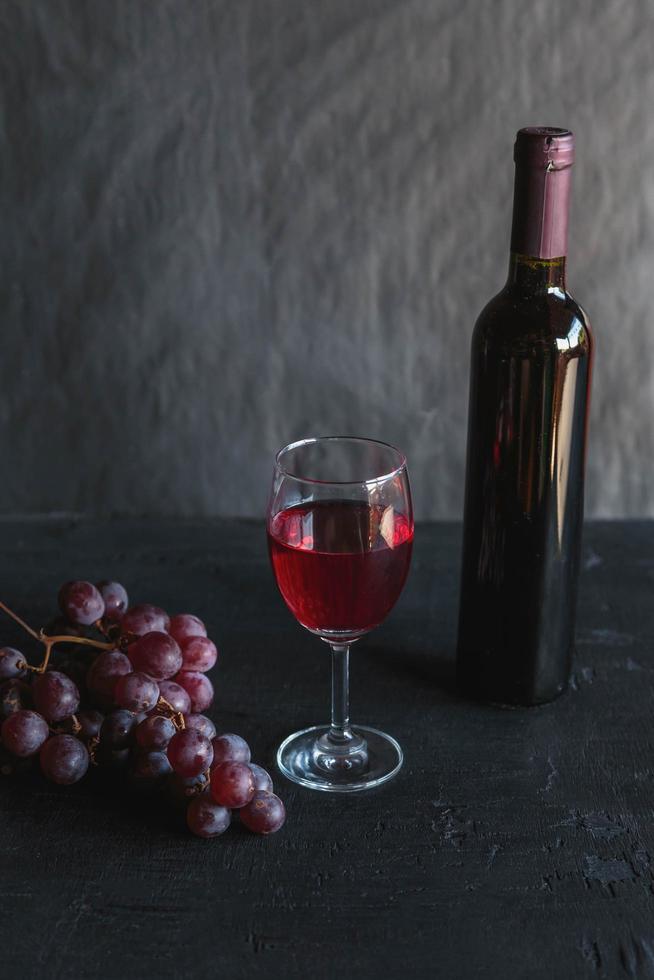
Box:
473;283;592;356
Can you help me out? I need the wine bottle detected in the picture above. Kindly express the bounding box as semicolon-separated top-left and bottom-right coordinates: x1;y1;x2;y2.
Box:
456;127;594;706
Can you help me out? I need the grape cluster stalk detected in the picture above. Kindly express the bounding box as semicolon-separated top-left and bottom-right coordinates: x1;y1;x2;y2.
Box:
0;581;286;838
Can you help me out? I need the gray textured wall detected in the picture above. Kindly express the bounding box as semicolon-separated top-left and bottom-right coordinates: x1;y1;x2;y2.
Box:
1;0;652;519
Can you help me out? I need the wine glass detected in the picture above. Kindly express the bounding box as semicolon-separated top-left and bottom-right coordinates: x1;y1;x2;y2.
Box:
267;436;414;792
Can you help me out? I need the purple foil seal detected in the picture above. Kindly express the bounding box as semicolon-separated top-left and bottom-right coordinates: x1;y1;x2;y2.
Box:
510;127;575;259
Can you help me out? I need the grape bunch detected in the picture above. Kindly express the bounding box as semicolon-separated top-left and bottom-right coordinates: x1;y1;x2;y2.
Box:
0;581;286;838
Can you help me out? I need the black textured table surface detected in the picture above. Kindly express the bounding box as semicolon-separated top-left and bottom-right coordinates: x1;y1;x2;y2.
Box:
1;519;652;979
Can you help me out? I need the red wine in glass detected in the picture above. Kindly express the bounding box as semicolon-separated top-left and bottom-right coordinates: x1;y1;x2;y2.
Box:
267;436;413;793
268;500;414;636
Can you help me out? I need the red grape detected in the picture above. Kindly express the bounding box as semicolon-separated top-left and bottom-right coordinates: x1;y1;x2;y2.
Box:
97;746;131;770
135;714;176;751
249;763;273;793
0;679;32;719
44;616;88;643
130;750;173;785
187;793;231;839
96;581;129;621
2;710;49;757
168;614;207;645
166;771;210;806
184;714;216;740
167;730;213;778
128;632;182;681
210;732;251;768
174;671;214;712
0;648;26;681
100;709;138;749
180;636;217;673
158;680;191;715
240;791;286;835
86;650;132;708
120;604;170;638
76;709;104;742
210;761;255;808
32;670;80;722
40;735;89;784
58;580;105;626
55;653;91;695
114;672;160;713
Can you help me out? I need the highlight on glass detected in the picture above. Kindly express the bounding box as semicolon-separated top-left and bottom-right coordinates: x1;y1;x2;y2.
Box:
266;437;413;793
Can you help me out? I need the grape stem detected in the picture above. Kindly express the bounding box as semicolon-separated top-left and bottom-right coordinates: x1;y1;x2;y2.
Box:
184;771;209;798
88;735;100;766
0;599;114;673
0;600;40;641
94;617;118;642
51;713;82;736
157;696;186;731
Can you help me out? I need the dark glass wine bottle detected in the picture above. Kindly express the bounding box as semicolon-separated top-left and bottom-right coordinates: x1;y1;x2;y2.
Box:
456;127;594;706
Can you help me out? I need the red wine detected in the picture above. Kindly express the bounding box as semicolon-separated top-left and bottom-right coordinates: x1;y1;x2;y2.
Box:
457;128;594;706
268;501;413;636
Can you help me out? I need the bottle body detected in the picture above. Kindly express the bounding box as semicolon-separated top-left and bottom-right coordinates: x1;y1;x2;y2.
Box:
456;262;593;704
456;127;593;706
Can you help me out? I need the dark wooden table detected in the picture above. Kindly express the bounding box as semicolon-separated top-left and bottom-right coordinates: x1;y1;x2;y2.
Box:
1;519;652;979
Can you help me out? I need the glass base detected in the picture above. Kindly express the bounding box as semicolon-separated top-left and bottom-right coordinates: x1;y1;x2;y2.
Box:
277;724;403;793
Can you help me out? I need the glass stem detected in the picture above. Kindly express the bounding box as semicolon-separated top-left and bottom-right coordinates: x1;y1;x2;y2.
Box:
329;643;352;744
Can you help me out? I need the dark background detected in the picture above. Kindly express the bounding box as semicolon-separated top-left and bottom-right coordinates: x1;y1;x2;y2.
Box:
1;0;652;519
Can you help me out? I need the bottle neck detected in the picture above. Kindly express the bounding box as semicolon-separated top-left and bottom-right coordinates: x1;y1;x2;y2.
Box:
509;148;572;281
507;252;567;292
